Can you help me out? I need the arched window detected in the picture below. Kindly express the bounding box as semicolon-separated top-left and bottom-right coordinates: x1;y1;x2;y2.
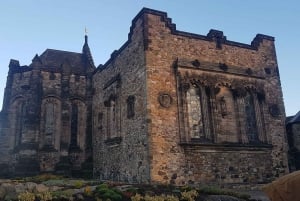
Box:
44;103;55;146
70;104;78;147
244;92;259;143
15;102;26;146
109;99;116;137
127;96;135;119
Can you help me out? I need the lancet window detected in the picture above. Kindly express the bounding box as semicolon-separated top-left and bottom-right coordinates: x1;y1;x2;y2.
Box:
244;92;259;143
44;102;55;146
104;95;119;139
182;82;213;142
70;104;78;147
178;76;267;145
15;101;27;146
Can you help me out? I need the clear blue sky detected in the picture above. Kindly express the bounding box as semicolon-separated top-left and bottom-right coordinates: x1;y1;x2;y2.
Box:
0;0;299;116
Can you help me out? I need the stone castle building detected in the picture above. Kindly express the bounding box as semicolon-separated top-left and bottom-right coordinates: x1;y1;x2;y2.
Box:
0;35;95;176
0;8;289;185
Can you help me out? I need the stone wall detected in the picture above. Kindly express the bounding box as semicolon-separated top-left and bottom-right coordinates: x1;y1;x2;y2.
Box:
0;48;93;176
143;10;288;185
0;8;289;185
92;15;150;183
182;146;273;185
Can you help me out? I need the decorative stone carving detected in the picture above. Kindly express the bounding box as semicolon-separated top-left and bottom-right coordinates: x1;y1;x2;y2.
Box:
158;92;173;108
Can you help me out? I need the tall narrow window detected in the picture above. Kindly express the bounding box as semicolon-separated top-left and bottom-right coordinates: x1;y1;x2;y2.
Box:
98;112;103;130
187;86;204;139
70;104;78;147
45;103;55;146
15;102;26;146
127;96;135;119
109;100;116;137
244;92;259;143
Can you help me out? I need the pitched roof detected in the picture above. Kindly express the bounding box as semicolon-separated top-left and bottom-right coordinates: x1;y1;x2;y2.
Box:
287;111;300;124
36;49;86;74
39;49;83;67
29;35;95;74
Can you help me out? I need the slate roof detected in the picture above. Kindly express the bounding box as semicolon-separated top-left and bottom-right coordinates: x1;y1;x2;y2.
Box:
287;111;300;124
28;35;95;75
39;49;83;68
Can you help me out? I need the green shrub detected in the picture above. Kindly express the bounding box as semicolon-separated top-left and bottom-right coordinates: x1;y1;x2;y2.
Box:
18;191;35;201
94;183;123;201
198;185;223;195
73;180;84;188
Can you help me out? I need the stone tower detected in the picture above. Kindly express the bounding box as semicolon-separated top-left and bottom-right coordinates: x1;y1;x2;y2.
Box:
92;8;289;185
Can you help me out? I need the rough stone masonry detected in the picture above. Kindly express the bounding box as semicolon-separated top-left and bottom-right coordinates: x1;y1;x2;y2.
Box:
0;8;289;186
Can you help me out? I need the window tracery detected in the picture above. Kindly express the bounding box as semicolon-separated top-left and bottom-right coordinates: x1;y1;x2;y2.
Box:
178;73;267;146
244;92;259;143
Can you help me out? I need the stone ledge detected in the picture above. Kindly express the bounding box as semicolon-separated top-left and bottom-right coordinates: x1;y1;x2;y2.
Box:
179;142;272;152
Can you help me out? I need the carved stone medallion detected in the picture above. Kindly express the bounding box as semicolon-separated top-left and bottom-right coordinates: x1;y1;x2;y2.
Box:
158;93;172;108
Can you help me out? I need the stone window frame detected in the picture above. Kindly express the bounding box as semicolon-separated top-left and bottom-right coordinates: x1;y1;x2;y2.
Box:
232;87;268;144
127;95;135;119
68;99;87;151
70;103;79;148
176;71;269;146
44;102;55;146
40;97;62;151
14;99;27;147
102;74;122;146
179;81;214;143
104;94;122;145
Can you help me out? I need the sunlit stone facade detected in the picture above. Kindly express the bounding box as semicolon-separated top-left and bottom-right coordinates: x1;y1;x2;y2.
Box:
0;8;288;185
